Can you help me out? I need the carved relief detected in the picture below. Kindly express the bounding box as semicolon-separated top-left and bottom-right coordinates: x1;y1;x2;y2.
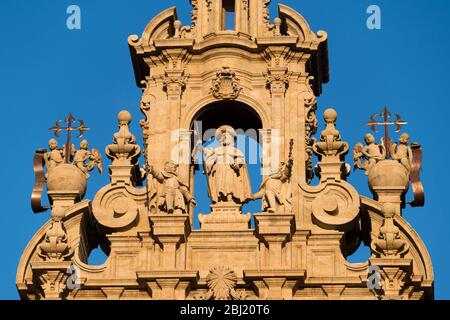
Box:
211;67;242;100
162;71;188;97
371;206;409;258
304;76;318;183
194;267;246;300
265;69;289;94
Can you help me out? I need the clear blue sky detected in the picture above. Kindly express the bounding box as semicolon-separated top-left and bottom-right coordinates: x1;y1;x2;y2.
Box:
0;0;449;300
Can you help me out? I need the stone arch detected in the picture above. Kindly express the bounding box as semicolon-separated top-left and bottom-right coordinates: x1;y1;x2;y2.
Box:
182;94;270;131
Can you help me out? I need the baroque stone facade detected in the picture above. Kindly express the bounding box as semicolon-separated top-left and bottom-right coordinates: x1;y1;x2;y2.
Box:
17;0;433;300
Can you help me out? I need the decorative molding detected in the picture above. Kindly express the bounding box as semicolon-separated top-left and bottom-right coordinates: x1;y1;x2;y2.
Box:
304;76;318;184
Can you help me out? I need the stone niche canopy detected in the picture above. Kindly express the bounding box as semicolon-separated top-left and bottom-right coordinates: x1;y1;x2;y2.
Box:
17;0;433;300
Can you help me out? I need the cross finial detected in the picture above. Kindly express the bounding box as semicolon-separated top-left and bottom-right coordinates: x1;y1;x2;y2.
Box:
366;106;407;158
49;113;90;163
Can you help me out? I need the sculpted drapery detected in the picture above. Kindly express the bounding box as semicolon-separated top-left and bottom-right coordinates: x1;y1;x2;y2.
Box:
200;125;252;204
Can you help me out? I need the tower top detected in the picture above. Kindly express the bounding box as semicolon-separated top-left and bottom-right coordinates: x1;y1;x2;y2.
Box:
128;1;329;93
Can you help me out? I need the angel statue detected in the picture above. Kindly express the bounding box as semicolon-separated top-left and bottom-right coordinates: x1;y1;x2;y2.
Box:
195;125;252;205
72;139;103;178
252;140;294;213
353;133;386;174
390;133;413;171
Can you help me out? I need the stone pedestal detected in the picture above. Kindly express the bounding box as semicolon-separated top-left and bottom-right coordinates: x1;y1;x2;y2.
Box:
371;186;407;216
254;213;295;269
244;270;306;300
48;191;81;211
316;161;349;181
150;214;190;270
198;202;251;231
137;271;199;300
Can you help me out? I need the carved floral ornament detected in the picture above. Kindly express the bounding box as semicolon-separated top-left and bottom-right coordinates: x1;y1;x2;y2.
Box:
211;67;242;100
194;266;246;300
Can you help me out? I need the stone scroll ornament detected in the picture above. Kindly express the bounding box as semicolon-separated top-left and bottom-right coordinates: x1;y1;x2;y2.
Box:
31;114;102;213
354;107;425;207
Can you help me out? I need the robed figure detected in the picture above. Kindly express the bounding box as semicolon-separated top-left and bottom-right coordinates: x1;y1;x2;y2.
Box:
197;125;252;204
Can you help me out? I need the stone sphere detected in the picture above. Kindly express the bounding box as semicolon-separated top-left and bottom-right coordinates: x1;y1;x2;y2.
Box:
368;160;409;190
46;164;87;198
323;108;337;122
118;110;132;123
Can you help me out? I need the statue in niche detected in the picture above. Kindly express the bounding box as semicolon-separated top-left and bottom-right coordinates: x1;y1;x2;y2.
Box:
390;133;413;171
72;139;103;178
147;161;197;214
196;125;252;205
252;140;294;213
353;133;386;174
44;138;64;171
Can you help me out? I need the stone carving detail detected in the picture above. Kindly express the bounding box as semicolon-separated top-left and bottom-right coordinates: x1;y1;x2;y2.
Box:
390;133;413;172
371;206;409;258
93;186;139;230
44;139;64;171
313;108;349;161
304;76;318;184
147;161;197;214
353;133;386;174
263;0;271;33
265;69;289;94
106;110;141;163
38;219;72;261
72;140;102;178
211;67;242;100
194;267;246;300
196;126;252;205
162;71;188;97
252;140;293;213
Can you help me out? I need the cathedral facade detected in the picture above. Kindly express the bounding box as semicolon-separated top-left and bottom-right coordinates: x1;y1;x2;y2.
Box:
17;0;433;300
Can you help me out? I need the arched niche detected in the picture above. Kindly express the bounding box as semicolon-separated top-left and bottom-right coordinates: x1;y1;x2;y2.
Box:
187;100;265;229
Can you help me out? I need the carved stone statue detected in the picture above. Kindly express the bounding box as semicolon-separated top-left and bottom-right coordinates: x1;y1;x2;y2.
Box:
390;133;413;171
72;140;103;178
197;125;252;205
44;139;64;171
252;160;292;213
353;133;386;174
147;161;196;214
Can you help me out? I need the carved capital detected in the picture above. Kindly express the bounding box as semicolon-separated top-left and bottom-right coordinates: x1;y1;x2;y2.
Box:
265;69;289;95
162;70;188;97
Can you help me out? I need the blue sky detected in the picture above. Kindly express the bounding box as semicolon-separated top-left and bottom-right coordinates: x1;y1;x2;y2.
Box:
0;0;449;299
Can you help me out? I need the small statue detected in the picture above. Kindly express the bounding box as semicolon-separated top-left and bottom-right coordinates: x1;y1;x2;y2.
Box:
390;133;413;171
147;161;197;214
252;161;292;213
353;133;386;174
72;140;103;178
44;139;64;171
252;140;294;213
